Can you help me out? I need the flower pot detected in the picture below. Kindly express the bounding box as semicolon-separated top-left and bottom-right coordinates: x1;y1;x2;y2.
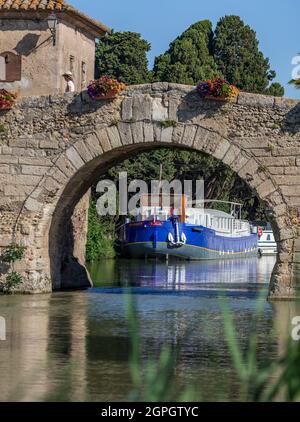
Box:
0;103;13;111
94;90;119;101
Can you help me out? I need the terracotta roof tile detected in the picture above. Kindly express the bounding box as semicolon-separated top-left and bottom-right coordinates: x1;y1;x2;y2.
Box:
0;0;64;11
0;0;111;35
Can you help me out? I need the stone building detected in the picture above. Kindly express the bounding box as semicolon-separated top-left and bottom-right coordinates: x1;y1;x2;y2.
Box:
0;0;111;96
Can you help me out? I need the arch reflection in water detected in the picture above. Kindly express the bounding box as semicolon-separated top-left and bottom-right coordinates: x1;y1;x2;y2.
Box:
88;256;276;291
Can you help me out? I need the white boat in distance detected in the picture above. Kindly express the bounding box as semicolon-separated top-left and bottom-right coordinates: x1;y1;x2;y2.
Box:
257;224;277;256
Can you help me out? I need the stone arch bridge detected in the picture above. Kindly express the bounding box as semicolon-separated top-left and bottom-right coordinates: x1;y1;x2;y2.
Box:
1;83;300;299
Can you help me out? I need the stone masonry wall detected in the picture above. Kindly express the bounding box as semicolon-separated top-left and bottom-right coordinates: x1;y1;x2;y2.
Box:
0;83;300;298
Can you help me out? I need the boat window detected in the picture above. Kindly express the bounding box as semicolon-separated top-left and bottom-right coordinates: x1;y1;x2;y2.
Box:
267;234;271;241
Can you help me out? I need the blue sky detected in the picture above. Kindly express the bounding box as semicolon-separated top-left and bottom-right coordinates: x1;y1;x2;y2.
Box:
72;0;300;99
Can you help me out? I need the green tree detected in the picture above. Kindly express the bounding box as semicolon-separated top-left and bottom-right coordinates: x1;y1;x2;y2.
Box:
153;20;220;84
213;15;284;95
265;82;285;97
86;199;116;262
95;31;151;84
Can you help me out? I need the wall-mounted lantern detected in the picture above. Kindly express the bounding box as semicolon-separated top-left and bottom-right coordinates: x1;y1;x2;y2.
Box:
47;14;58;46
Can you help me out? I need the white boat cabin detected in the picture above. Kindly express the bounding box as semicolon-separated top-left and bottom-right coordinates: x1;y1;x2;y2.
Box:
135;197;252;238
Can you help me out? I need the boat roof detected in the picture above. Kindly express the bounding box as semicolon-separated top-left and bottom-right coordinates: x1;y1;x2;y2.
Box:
186;208;234;219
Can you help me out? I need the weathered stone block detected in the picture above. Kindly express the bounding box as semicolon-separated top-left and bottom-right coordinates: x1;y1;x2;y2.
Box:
1;174;42;186
280;186;298;196
66;146;85;169
21;165;49;176
168;96;179;121
4;184;32;196
273;147;300;157
19;157;52;166
117;122;133;146
152;97;168;121
181;125;197;147
268;166;285;175
143;122;154;144
279;228;295;241
222;144;241;166
231;152;251;173
261;157;295;167
272;203;288;217
238;92;275;107
153;123;162;142
132;95;152;120
43;177;61;196
284;167;300;175
161;127;173;143
74;141;94;162
212;138;231;161
24;197;43;212
0;165;10;174
106;126;122;149
238;158;259;179
50;168;68;185
39;135;59;149
172;124;185;144
256;179;277;199
121;97;133;121
131;122;144;144
96;129;112;152
234;137;272;149
275;175;300;186
9;136;27;148
0;156;18;164
85;133;103;158
193;126;210;150
55;155;76;178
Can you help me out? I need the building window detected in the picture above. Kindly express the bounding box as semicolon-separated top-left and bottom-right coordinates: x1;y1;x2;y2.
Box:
0;52;22;82
70;55;75;74
81;61;87;89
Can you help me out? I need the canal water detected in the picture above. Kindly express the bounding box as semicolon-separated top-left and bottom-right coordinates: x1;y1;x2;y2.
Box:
0;256;299;402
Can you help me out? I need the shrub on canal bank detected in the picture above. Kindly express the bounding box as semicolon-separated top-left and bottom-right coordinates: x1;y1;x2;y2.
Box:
86;199;116;262
0;243;25;293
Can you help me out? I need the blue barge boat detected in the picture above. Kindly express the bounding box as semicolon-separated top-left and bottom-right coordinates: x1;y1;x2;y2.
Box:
122;198;258;260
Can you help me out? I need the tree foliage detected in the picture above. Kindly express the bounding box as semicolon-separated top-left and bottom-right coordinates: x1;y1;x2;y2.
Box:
213;16;284;95
153;20;220;84
86;199;116;262
95;32;151;84
265;82;285;97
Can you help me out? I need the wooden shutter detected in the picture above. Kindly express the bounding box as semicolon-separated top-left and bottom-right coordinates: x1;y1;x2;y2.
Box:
0;52;22;82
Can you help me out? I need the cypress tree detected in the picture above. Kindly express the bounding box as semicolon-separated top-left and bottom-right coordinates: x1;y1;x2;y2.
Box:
153;20;220;84
95;31;151;84
213;15;284;95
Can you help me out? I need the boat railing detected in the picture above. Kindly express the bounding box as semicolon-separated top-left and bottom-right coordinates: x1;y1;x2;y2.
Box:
209;217;250;236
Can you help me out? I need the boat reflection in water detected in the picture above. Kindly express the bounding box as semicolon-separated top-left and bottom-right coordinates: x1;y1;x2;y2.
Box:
88;256;277;292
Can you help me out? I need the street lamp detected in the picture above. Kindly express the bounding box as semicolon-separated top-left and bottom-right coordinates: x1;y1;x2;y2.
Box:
47;14;58;46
